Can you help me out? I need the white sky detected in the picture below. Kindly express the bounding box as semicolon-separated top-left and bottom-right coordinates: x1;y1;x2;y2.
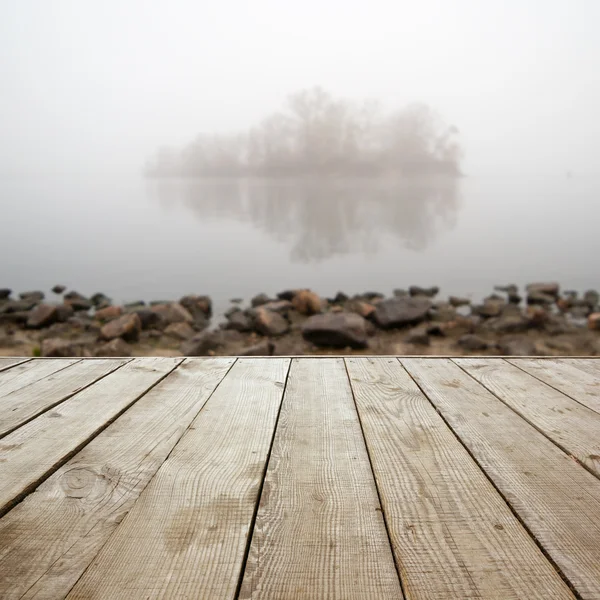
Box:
1;0;598;176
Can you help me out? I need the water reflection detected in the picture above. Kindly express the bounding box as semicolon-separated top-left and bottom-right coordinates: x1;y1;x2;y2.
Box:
148;176;462;262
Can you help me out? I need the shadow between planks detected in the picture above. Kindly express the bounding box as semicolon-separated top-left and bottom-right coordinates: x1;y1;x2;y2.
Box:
0;357;599;599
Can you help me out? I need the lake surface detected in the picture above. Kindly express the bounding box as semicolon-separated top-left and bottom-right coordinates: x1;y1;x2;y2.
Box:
1;172;598;316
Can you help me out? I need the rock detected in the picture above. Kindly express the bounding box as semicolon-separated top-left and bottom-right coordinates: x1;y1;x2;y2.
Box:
241;341;275;356
94;338;132;357
373;297;431;329
584;290;599;308
0;298;39;313
348;300;376;319
164;321;196;340
526;282;560;297
508;293;522;304
409;286;439;298
125;301;146;309
253;307;289;337
331;291;349;304
95;305;123;321
471;298;505;318
449;296;470;307
526;291;556;305
259;300;293;314
588;313;600;331
302;312;368;349
55;303;75;322
41;336;95;357
151;302;194;325
225;311;253;332
26;304;59;328
0;311;30;325
100;313;142;342
251;293;273;307
404;331;430;346
230;298;243;304
133;309;165;330
64;291;92;311
458;334;489;351
180;330;235;356
19;290;44;302
292;290;322;315
361;292;385;301
51;285;66;294
570;305;591;319
429;303;457;323
277;289;299;301
498;338;537;356
494;284;518;294
0;288;11;300
225;306;241;318
393;289;408;297
180;295;212;319
484;314;530;333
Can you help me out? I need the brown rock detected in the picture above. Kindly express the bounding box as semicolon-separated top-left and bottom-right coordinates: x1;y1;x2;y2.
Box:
449;296;470;307
457;334;489;351
164;321;196;340
52;285;66;294
180;295;212;320
253;307;289;336
26;304;59;328
260;300;293;314
100;313;142;342
526;282;560;297
302;312;368;349
588;313;600;331
251;293;273;307
94;338;132;357
404;331;430;346
151;302;193;325
64;291;93;311
95;305;123;321
241;341;275;356
225;311;253;332
55;303;75;322
180;330;233;356
292;290;322;315
349;300;376;319
498;338;537;356
472;298;505;318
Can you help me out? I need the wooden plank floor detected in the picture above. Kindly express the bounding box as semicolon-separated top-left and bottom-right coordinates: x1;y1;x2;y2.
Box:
0;358;598;599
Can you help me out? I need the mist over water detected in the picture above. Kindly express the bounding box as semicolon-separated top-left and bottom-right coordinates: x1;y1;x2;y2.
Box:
1;0;599;312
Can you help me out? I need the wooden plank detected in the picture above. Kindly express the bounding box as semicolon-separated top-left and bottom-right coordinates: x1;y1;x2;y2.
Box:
240;358;402;600
346;357;574;600
0;358;235;600
0;358;130;438
67;358;290;600
403;358;600;599
0;358;31;373
456;358;600;477
0;359;80;399
561;358;600;377
508;358;600;414
0;357;181;517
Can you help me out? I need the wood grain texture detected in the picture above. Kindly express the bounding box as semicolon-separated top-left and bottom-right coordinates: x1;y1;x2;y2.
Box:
0;359;80;399
67;358;290;600
0;358;31;373
456;358;600;477
346;357;573;600
508;358;600;414
0;358;234;600
403;358;600;599
0;357;180;517
0;358;129;438
562;359;600;377
240;358;402;600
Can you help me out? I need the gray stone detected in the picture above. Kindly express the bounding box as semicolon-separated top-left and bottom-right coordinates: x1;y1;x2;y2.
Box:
494;284;518;294
51;285;66;294
409;286;439;298
19;290;44;302
458;334;489;351
26;304;59;329
134;309;165;330
0;288;11;300
0;298;39;314
225;311;253;332
393;289;408;297
251;293;273;307
471;298;505;318
449;296;470;307
302;312;368;349
91;292;112;307
64;291;92;311
373;297;432;329
484;315;530;333
527;291;556;305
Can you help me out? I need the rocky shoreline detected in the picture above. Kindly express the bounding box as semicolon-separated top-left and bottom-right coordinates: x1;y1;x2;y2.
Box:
1;283;599;357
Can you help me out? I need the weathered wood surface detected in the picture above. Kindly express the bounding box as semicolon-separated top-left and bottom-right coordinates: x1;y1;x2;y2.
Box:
347;357;573;600
456;358;600;477
67;358;290;600
509;358;600;414
0;358;180;516
0;357;31;372
0;359;79;399
403;358;600;599
240;358;402;599
0;358;128;438
1;357;600;599
0;358;234;600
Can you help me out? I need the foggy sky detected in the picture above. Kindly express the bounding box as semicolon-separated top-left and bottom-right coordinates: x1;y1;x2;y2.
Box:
1;0;598;177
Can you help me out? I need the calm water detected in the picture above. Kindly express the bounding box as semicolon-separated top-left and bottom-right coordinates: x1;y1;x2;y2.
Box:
1;173;598;316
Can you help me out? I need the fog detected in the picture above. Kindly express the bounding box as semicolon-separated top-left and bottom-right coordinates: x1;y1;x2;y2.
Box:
1;0;599;177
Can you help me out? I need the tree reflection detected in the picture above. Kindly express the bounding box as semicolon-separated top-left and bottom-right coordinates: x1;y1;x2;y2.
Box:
147;176;462;263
